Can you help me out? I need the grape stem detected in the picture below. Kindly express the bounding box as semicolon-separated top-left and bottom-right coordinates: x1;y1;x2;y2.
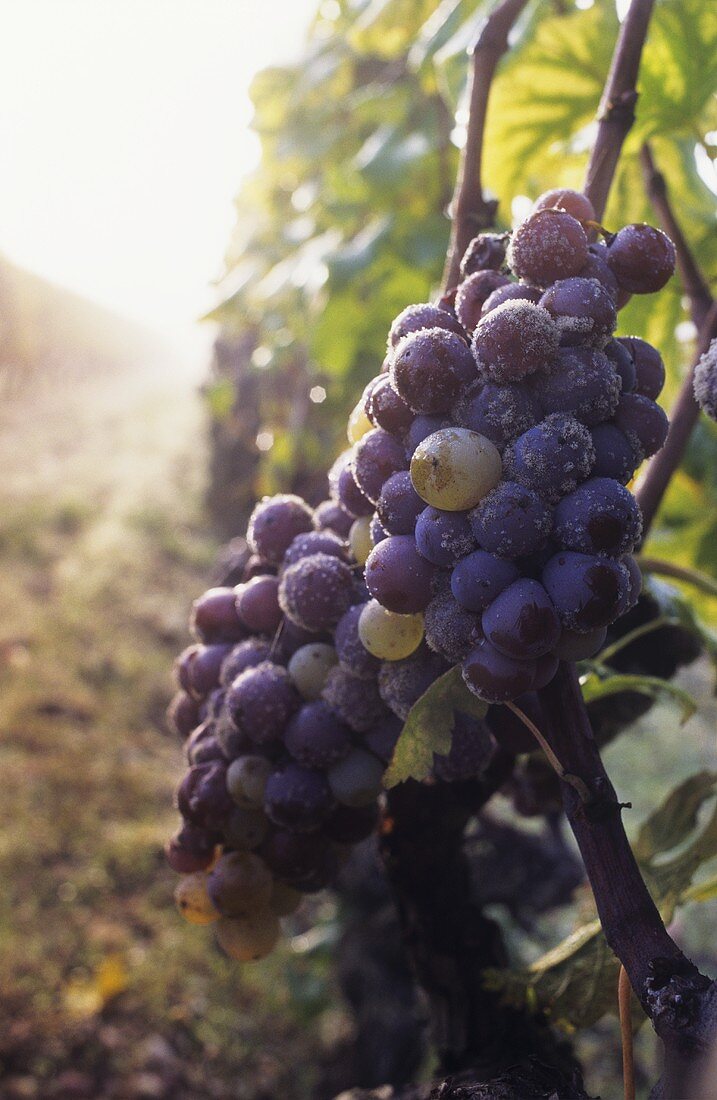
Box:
504;701;591;803
634;144;716;535
441;0;530;292
583;0;656;221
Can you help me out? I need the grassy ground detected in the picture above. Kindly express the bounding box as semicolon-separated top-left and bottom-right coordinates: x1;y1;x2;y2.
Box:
0;360;344;1099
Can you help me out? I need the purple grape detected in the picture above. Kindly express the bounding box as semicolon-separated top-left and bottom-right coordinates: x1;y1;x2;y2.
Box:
191;586;247;644
264;762;335;832
225;661;300;745
322;666;390;732
618;337;665;400
363;713;403;763
390;328;476;414
453;380;540;447
284;700;353;769
456;270;511;332
589;424;640;484
167;691;201;739
578;244;620;302
365;374;414;436
542;552;630;631
370;515;388;546
377;646;449;720
469;481;552;558
272;618;332;664
241;554;278;581
415;506;476;567
279;552;355;632
553;477;642;555
533;189;595;223
261;829;339;892
539;277;616;347
463;639;537;703
424;587;482;663
482;578;560;660
471;301;559;383
621;553;643;613
186;722;227;766
460;233;508;277
283;530;347;567
405;414;451;459
554;625;607;660
334;604;381;679
505;414;595;503
607;224;675;293
376;470;424;535
508;209;589;286
536;347;621;427
388;302;465;348
334;458;375;518
247;495;314;563
235;575;282;636
613;394;669;458
604;338;637;393
533;652;559;691
450;550;520;613
165;822;218;874
178;643;234;699
177;760;233;830
353;428;407;504
221;638;274;687
480;283;542;316
365;535;435;614
314;499;354;539
432;712;496;781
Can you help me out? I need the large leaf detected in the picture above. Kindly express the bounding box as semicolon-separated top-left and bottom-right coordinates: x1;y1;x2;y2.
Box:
580;670;698;725
383;665;488;787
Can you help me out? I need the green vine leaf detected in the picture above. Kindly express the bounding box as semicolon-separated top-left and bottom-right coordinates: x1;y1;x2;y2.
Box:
383;665;487;787
580;670;698;725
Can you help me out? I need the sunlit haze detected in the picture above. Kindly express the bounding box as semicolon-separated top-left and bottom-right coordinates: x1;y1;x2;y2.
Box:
0;1;317;358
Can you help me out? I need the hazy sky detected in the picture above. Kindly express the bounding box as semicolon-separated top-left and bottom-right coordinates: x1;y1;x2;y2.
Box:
0;1;317;345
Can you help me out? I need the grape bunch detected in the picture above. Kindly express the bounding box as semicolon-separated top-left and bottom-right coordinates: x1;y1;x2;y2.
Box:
165;490;491;962
338;189;674;705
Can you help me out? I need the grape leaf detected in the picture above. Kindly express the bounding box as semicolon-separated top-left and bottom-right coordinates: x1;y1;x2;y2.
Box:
383;665;488;787
634;771;717;864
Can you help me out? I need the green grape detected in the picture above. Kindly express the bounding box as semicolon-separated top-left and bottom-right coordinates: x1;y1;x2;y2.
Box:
328;749;385;807
269;880;302;917
287;643;338;700
174;871;219;926
207;851;273;917
226;755;273;808
410;428;502;510
347;400;373;443
215;910;281;962
349;516;373;565
358;599;424;660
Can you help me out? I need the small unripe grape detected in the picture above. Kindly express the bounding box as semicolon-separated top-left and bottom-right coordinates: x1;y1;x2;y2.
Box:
226;755;273;807
288;643;338;699
328;749;385;807
215;911;281;962
174;872;219;926
349;516;373;565
358;599;424;660
347;399;373;443
410;428;502;511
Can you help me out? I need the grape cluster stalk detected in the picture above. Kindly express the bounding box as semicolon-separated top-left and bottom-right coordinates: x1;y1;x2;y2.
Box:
165;188;675;965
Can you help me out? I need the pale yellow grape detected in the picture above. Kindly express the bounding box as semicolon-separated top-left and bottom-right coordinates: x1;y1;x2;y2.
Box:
226;755;272;808
410;427;502;511
215;910;281;962
269;880;302;917
174;872;219;926
207;851;274;917
349;516;373;565
347;401;373;443
288;643;338;699
358;600;424;660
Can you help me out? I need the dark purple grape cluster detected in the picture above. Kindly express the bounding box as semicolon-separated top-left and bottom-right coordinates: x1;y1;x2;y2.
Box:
166;492;400;961
336;190;674;705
